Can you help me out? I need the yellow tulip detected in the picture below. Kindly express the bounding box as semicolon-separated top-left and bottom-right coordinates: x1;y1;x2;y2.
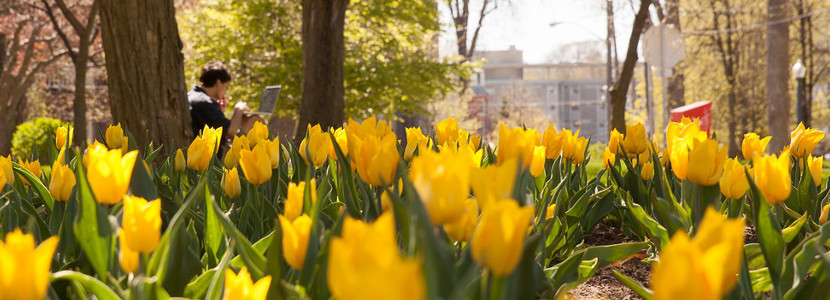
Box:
660;147;671;167
541;124;564;159
261;137;281;169
223;136;249;169
247;121;270;147
529;145;546;177
300;124;331;167
752;151;792;205
602;147;616;170
239;144;272;185
284;179;316;221
435;118;460;146
820;203;830;223
444;198;479;242
497;124;540;168
404;127;431;161
720;158;749;199
468;132;483;151
410;151;470;225
470;159;517;211
106;123;125;149
87;150;138;205
471;199;534;276
55;125;73;148
344;116;395;159
352;134;399;187
0;155;14;188
652;207;744;300
328;211;425;300
642;161;654;181
224;267;271;300
17;159;42;186
121;195;161;253
120;136;129;154
83;141;108;166
198;125;224;150
222;167;242;198
187;135;214;171
278;214;312;270
438;141;483;168
608;128;623;154
174;148;186;173
562;130;588;164
687;139;728;186
790;122;825;158
741;133;770;160
623;123;648;156
118;230;139;274
329;127;348;159
808;155;823;187
49;160;76;202
0;229;59;300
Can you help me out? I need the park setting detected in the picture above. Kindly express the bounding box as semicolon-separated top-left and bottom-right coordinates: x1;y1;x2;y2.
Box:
3;0;830;299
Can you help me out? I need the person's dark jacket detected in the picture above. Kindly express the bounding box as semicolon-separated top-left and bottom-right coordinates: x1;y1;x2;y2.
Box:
188;85;230;153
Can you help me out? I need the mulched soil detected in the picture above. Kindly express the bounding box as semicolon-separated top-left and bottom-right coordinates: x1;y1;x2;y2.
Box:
566;221;651;300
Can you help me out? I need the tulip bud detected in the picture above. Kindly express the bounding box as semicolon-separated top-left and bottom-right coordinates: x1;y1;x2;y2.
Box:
55;126;73;149
687;139;728;186
329;127;348;159
820;203;830;224
49;161;76;202
239;143;272;185
106;123;125;149
497;124;540;168
808;155;823;187
17;159;42;186
224;267;271;300
602;147;616;170
641;161;654;181
247;121;270;147
121;195;161;253
222;167;241;198
471;199;533;277
0;155;13;188
435;118;460;146
741;133;770;160
410;151;470;225
541;124;564;159
174;148;186;173
752;151;792;205
300;124;331;167
0;229;59;300
790;123;825;158
444;198;479;242
608;128;623;154
470;159;517;212
623;123;648;156
87;150;138;205
404;127;430;161
118;230;139;274
529;145;546;177
278;214;312;270
719;158;749;199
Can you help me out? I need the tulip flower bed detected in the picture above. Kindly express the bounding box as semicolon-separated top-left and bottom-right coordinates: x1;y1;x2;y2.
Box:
1;116;830;300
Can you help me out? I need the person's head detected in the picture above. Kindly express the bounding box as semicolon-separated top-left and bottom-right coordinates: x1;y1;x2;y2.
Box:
199;61;232;101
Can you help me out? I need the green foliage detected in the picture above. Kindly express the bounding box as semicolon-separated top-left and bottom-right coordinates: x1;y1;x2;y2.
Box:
11;117;66;160
178;0;471;119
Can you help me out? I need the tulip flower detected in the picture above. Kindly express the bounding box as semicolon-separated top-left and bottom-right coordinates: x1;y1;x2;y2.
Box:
651;207;744;300
471;199;534;276
438;141;483;168
121;195;161;253
623;123;648;156
247;121;269;147
328;127;348;159
435;118;460;146
222;167;242;198
529;146;546;177
752;151;792;205
497;124;540;168
641;161;654;181
174;148;186;173
410;151;470;225
344;116;395;159
17;159;41;186
0;155;13;188
0;229;59;300
239;144;273;185
808;155;823;187
820;203;830;224
602;147;616;170
404;127;431;161
118;231;139;274
720;158;749;199
541;124;564;159
468;132;483;151
55;125;73;149
285;179;316;221
198;125;224;150
106;123;125;149
278;214;312;270
224;267;271;300
608;128;623;154
224;135;250;169
187;135;215;171
49;160;76;202
87;149;138;205
790;122;825;158
444;198;479;242
562;130;588;164
741;133;770;160
83;141;108;166
300;124;331;167
471;159;517;211
260;137;281;169
351;134;399;187
687;139;728;186
328;211;425;300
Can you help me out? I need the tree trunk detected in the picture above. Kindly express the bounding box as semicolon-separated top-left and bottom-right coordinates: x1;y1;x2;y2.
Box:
73;33;89;146
295;0;348;142
766;0;790;152
664;0;684;109
609;0;651;133
99;0;192;150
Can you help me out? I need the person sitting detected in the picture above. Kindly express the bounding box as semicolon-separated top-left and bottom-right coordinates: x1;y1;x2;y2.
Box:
188;61;263;153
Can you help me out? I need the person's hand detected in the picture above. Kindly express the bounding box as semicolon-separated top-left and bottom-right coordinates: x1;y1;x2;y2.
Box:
234;101;250;112
217;96;228;111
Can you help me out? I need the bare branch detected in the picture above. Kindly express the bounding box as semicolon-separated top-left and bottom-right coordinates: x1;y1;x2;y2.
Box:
41;0;78;61
53;0;84;33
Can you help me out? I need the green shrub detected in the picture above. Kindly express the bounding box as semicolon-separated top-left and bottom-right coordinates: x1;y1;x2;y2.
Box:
11;117;67;161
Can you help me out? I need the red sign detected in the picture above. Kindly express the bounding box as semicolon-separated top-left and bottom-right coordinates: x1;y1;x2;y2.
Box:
670;101;712;134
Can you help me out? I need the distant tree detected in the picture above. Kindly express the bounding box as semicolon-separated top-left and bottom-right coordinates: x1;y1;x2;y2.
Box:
766;0;790;152
608;0;651;133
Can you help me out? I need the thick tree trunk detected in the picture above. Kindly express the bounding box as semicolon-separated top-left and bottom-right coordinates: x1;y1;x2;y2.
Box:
295;0;348;142
609;0;651;133
766;0;790;152
72;34;89;146
99;0;192;150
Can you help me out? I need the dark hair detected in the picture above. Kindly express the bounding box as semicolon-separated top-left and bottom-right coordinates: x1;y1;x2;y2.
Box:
199;61;232;87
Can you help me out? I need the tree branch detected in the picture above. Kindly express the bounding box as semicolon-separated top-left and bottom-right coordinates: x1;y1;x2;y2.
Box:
41;0;78;61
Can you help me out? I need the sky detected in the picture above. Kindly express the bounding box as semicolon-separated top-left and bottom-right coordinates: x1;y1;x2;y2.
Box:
439;0;637;64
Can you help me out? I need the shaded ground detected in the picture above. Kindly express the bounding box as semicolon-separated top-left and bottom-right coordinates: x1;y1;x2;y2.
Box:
567;221;650;300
